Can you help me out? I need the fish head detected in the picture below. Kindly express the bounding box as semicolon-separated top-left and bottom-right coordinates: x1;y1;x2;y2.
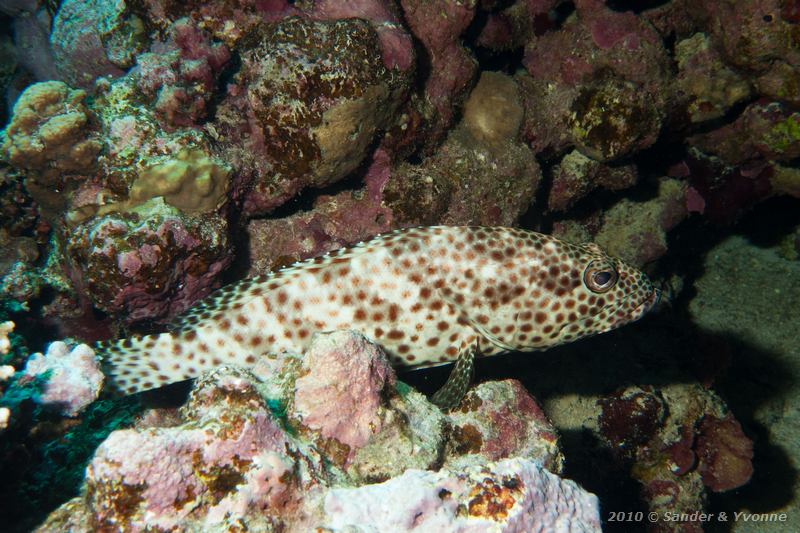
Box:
513;240;659;349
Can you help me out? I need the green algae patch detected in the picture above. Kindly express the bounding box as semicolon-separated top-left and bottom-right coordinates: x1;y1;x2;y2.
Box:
764;114;800;154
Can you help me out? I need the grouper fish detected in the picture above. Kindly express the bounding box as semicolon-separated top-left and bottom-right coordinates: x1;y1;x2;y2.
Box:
96;226;660;408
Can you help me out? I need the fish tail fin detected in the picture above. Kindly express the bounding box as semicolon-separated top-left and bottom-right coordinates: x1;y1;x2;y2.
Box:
96;332;196;395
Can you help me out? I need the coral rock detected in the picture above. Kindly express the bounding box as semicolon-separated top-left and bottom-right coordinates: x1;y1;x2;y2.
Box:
134;18;230;128
445;380;564;474
51;0;148;88
548;150;638;212
520;1;671;160
1;81;101;184
229;17;406;216
38;332;577;531
84;367;313;531
292;331;395;460
323;458;601;532
246;149;395;273
21;341;103;417
66;199;231;323
593;178;688;267
695;414;754;492
400;0;478;148
674;33;752;124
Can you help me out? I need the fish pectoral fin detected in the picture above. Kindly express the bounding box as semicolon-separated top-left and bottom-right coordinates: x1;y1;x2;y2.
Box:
438;289;515;352
430;342;477;410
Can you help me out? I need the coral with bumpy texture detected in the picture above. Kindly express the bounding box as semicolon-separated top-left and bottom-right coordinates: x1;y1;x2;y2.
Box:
674;33;752;124
597;382;754;531
103;149;230;215
592;178;688;267
66;199;231;323
84;368;312;531
399;0;477;148
548;150;638;212
50;0;148;89
0;321;12;355
292;330;395;462
384;77;540;227
323;458;601;532
39;331;584;531
89;77;213;201
20;342;103;417
246;149;395;274
519;0;671;160
1;81;101;183
224;16;407;216
134;18;230;128
445;380;564;474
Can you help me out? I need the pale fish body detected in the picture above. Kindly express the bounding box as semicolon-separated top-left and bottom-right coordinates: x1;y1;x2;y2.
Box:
97;226;660;407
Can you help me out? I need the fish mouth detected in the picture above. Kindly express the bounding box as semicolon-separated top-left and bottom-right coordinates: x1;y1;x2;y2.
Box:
632;287;661;318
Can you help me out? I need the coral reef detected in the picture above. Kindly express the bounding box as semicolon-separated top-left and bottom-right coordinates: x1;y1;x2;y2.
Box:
38;331;594;531
3;0;800;528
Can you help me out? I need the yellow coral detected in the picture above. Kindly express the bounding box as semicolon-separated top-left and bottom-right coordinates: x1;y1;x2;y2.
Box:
0;81;101;180
462;72;524;148
101;149;229;215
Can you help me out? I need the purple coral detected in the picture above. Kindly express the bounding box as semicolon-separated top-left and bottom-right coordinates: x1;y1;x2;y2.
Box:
66;203;231;324
86;368;304;530
134;18;230;128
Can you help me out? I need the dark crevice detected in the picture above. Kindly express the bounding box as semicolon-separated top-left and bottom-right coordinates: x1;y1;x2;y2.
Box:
606;0;670;13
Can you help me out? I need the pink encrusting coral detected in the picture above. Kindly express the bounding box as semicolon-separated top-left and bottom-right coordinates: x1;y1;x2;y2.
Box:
445;380;564;474
324;457;601;532
85;368;305;530
21;342;103;417
293;331;395;458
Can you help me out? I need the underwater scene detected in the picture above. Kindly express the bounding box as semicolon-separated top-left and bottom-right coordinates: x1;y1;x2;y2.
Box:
1;0;799;531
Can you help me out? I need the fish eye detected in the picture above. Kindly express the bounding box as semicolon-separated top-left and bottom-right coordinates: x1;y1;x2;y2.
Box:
583;262;618;293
